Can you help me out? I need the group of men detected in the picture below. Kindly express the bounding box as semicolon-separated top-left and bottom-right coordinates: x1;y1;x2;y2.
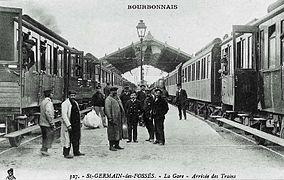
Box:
39;90;85;158
38;82;170;158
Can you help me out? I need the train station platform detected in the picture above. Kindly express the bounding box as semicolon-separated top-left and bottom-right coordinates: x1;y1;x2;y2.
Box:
0;105;283;180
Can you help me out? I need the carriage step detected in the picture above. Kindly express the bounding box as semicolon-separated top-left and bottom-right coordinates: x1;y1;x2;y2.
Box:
0;123;6;128
226;110;235;113
237;113;249;117
253;117;266;121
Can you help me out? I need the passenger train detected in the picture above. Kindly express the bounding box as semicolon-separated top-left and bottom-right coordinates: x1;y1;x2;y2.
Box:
0;6;133;146
165;0;284;144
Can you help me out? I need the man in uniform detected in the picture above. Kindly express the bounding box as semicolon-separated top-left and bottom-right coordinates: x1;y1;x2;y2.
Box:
152;88;169;145
143;89;155;142
125;91;143;143
137;84;147;126
39;89;55;156
176;83;188;120
104;87;125;151
61;90;85;158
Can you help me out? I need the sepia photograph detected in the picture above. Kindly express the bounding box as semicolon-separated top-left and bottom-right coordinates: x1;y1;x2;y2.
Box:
0;0;283;179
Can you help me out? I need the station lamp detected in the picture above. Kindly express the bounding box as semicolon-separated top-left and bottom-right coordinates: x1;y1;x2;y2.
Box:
136;20;147;85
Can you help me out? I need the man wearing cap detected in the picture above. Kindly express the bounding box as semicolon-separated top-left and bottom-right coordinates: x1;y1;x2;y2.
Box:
22;39;36;71
39;89;55;156
61;90;85;158
143;89;155;142
91;85;106;127
104;82;111;97
104;87;125;151
152;88;169;145
137;84;147;126
176;83;188;120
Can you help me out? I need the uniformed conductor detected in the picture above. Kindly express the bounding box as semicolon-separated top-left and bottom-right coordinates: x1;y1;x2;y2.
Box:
152;88;169;145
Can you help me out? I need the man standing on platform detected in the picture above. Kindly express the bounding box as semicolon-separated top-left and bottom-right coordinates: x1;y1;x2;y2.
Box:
143;89;155;142
104;82;111;97
105;87;125;151
137;84;147;126
125;91;143;143
61;90;85;158
176;83;188;120
91;85;107;127
39;89;55;156
120;86;131;109
152;88;169;145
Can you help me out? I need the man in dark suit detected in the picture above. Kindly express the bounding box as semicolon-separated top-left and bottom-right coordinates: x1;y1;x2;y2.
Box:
137;84;147;126
176;83;188;120
152;88;169;145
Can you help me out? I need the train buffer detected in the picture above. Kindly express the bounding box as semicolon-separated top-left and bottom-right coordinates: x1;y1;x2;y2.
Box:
216;117;284;146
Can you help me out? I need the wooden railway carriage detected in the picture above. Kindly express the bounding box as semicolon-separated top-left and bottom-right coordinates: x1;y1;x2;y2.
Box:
182;38;221;113
0;7;84;146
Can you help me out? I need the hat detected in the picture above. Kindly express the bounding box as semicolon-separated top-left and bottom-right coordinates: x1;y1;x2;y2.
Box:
140;84;146;87
68;90;77;95
110;87;118;91
154;88;163;93
7;168;13;174
24;39;36;46
43;89;53;97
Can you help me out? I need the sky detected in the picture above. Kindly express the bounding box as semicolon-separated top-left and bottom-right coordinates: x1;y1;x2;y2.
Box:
0;0;276;84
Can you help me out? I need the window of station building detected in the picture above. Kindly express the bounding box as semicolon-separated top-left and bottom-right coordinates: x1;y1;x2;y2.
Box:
188;65;191;82
268;24;276;69
192;63;195;81
75;55;81;77
196;61;200;80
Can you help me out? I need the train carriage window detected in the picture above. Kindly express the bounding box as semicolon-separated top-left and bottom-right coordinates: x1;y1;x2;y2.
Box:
31;37;38;71
58;50;63;77
102;69;105;83
184;67;187;82
268;24;276;69
247;36;252;69
207;55;211;78
40;40;47;72
192;63;195;81
46;44;52;74
281;20;284;66
182;69;185;83
237;41;242;68
260;30;265;69
188;65;191;82
53;47;58;75
196;61;200;80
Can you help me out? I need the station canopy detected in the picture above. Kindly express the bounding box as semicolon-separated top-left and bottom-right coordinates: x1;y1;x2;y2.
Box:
100;32;192;74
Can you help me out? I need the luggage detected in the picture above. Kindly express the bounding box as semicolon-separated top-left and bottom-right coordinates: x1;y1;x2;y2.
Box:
83;110;103;129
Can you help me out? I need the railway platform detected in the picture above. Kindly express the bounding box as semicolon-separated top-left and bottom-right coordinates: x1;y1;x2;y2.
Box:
0;105;283;180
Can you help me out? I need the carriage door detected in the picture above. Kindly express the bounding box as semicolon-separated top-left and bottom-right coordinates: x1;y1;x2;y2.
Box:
232;25;258;112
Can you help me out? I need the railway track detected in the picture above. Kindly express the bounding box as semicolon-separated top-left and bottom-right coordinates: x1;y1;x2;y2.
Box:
185;107;284;158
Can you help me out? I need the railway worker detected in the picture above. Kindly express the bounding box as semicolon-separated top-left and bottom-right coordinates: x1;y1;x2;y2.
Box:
137;84;147;126
22;39;36;71
39;89;55;156
143;89;155;142
104;82;111;97
125;91;143;143
104;87;125;151
152;88;169;145
6;168;16;180
120;86;131;109
176;83;188;120
91;85;107;127
61;90;85;159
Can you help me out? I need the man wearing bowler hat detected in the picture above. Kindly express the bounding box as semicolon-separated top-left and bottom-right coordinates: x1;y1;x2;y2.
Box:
39;89;55;156
152;88;169;145
176;83;188;120
61;90;85;158
104;87;125;151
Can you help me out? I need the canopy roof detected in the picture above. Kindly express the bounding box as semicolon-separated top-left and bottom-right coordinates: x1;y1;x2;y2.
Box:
100;32;192;73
